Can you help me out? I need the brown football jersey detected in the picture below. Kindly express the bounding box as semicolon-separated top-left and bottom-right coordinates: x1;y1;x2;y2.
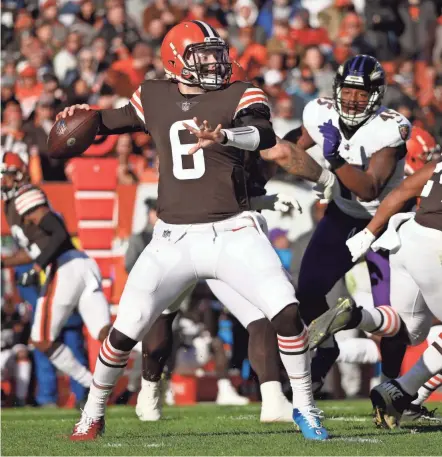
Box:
4;185;70;261
126;80;270;224
415;158;442;231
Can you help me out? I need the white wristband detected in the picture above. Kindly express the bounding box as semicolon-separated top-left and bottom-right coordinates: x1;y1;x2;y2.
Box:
317;168;335;187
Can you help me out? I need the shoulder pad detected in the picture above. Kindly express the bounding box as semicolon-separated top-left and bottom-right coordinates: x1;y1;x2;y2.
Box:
374;108;412;147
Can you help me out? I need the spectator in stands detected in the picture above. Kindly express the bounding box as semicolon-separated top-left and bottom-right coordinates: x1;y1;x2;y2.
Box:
144;18;168;53
53;31;83;84
116;134;139;185
289;8;332;51
257;0;298;39
64;47;99;89
143;0;183;35
184;0;223;30
229;0;267;46
98;3;141;52
318;0;356;42
272;93;301;138
269;228;293;272
14;62;44;119
339;12;376;57
36;0;68;51
71;0;99;45
1;297;31;407
125;198;158;273
1;76;18;116
301;45;334;97
1;102;28;161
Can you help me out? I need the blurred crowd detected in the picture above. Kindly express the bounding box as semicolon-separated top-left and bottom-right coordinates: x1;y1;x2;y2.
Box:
1;0;442;183
2;0;442;407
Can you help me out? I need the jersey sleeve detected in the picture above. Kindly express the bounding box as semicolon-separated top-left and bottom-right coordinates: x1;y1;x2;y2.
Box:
97;84;146;135
302;98;324;138
233;86;270;120
14;186;48;217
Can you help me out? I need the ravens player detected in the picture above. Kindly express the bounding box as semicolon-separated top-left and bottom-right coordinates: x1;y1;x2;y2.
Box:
261;55;412;393
1;152;111;389
62;21;328;441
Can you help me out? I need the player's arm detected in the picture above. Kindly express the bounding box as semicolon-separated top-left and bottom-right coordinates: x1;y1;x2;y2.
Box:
1;250;33;268
260;126;325;183
23;206;72;271
56;87;146;134
333;145;404;202
366;160;437;235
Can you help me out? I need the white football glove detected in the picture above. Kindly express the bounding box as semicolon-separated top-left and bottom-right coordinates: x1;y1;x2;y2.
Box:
313;169;340;204
346;228;376;262
249;193;302;215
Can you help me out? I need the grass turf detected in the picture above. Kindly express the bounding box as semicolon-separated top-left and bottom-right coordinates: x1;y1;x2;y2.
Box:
2;400;441;455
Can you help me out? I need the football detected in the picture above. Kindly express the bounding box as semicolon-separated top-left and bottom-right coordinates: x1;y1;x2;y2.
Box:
47;109;100;159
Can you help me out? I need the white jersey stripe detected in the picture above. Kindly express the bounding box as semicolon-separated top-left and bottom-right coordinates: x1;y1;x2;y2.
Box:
129;100;145;124
195;20;216;38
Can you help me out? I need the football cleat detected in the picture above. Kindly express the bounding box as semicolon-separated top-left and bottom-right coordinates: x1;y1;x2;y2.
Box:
260;394;293;423
370;380;416;429
216;379;249;406
70;411;105;441
308;298;356;349
293;407;329;441
136;380;162;422
402;404;442;423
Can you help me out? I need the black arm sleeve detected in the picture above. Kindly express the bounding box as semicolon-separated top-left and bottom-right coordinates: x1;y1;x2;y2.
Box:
34;212;74;269
283;126;303;144
233;104;276;150
98;104;146;135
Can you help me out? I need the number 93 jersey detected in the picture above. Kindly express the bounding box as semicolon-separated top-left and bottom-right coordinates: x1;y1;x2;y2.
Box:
129;80;270;224
303;98;411;219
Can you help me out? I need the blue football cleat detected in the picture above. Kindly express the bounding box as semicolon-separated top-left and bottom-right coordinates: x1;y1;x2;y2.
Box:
293;407;329;441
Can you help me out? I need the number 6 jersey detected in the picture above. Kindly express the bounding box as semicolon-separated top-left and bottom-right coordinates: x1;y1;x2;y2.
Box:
98;80;272;224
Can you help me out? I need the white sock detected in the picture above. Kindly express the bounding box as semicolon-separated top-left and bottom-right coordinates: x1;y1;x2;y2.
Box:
15;360;31;401
359;306;401;337
217;378;234;393
84;336;131;419
49;344;92;387
337;338;381;364
398;333;442;396
260;381;286;404
412;373;442;405
277;326;313;409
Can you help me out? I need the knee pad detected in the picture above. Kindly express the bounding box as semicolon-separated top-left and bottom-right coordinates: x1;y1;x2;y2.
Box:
401;312;433;346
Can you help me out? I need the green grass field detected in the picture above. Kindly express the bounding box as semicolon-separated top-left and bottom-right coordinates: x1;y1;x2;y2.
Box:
2;400;441;456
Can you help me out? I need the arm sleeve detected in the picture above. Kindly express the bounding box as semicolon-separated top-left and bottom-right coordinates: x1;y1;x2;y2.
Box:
34;212;72;269
233;104;276;150
97;84;147;135
98;104;146;135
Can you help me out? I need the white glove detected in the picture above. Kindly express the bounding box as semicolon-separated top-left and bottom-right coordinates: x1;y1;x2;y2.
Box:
249;194;302;215
313;169;340;204
273;193;302;214
345;228;376;262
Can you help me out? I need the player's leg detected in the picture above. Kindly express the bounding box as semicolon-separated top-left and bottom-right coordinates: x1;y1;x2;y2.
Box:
206;279;292;422
136;284;195;421
13;345;31;406
370;331;442;429
297;203;366;390
365;249;408;381
30;265;93;387
72;233;197;440
214;225;328;440
77;256;112;343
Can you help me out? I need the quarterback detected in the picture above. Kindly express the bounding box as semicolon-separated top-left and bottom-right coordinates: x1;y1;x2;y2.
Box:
60;21;328;441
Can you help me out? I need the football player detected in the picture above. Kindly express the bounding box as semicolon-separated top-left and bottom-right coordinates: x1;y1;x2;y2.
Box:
137;151;299;423
63;21;328;441
0;152;111;388
341;156;442;428
261;55;412;391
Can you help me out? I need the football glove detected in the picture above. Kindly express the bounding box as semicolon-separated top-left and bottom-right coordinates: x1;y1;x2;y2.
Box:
16;268;40;288
346;228;376;262
249;194;302;215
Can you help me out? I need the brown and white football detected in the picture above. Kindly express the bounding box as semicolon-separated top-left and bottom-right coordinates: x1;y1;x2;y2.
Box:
47;109;100;159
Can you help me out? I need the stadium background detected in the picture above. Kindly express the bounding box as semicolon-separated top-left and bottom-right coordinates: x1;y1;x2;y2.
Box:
1;0;441;407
